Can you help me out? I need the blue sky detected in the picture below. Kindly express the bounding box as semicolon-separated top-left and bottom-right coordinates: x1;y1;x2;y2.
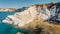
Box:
0;0;60;8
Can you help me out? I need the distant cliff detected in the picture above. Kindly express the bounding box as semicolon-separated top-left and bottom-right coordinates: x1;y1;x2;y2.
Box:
2;2;60;26
0;8;16;11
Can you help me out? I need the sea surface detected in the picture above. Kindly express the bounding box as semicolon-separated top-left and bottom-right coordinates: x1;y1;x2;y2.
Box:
0;11;25;34
0;11;16;22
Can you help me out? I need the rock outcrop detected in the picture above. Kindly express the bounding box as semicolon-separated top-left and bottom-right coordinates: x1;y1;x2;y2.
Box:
16;7;29;12
2;2;60;26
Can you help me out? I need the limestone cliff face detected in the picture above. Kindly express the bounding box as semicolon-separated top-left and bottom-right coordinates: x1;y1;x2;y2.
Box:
2;2;60;26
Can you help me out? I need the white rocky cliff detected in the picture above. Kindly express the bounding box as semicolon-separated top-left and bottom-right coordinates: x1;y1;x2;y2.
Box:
2;2;60;26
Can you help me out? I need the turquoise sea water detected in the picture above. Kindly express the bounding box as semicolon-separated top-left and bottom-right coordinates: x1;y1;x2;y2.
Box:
0;11;25;34
0;23;25;34
0;11;16;22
